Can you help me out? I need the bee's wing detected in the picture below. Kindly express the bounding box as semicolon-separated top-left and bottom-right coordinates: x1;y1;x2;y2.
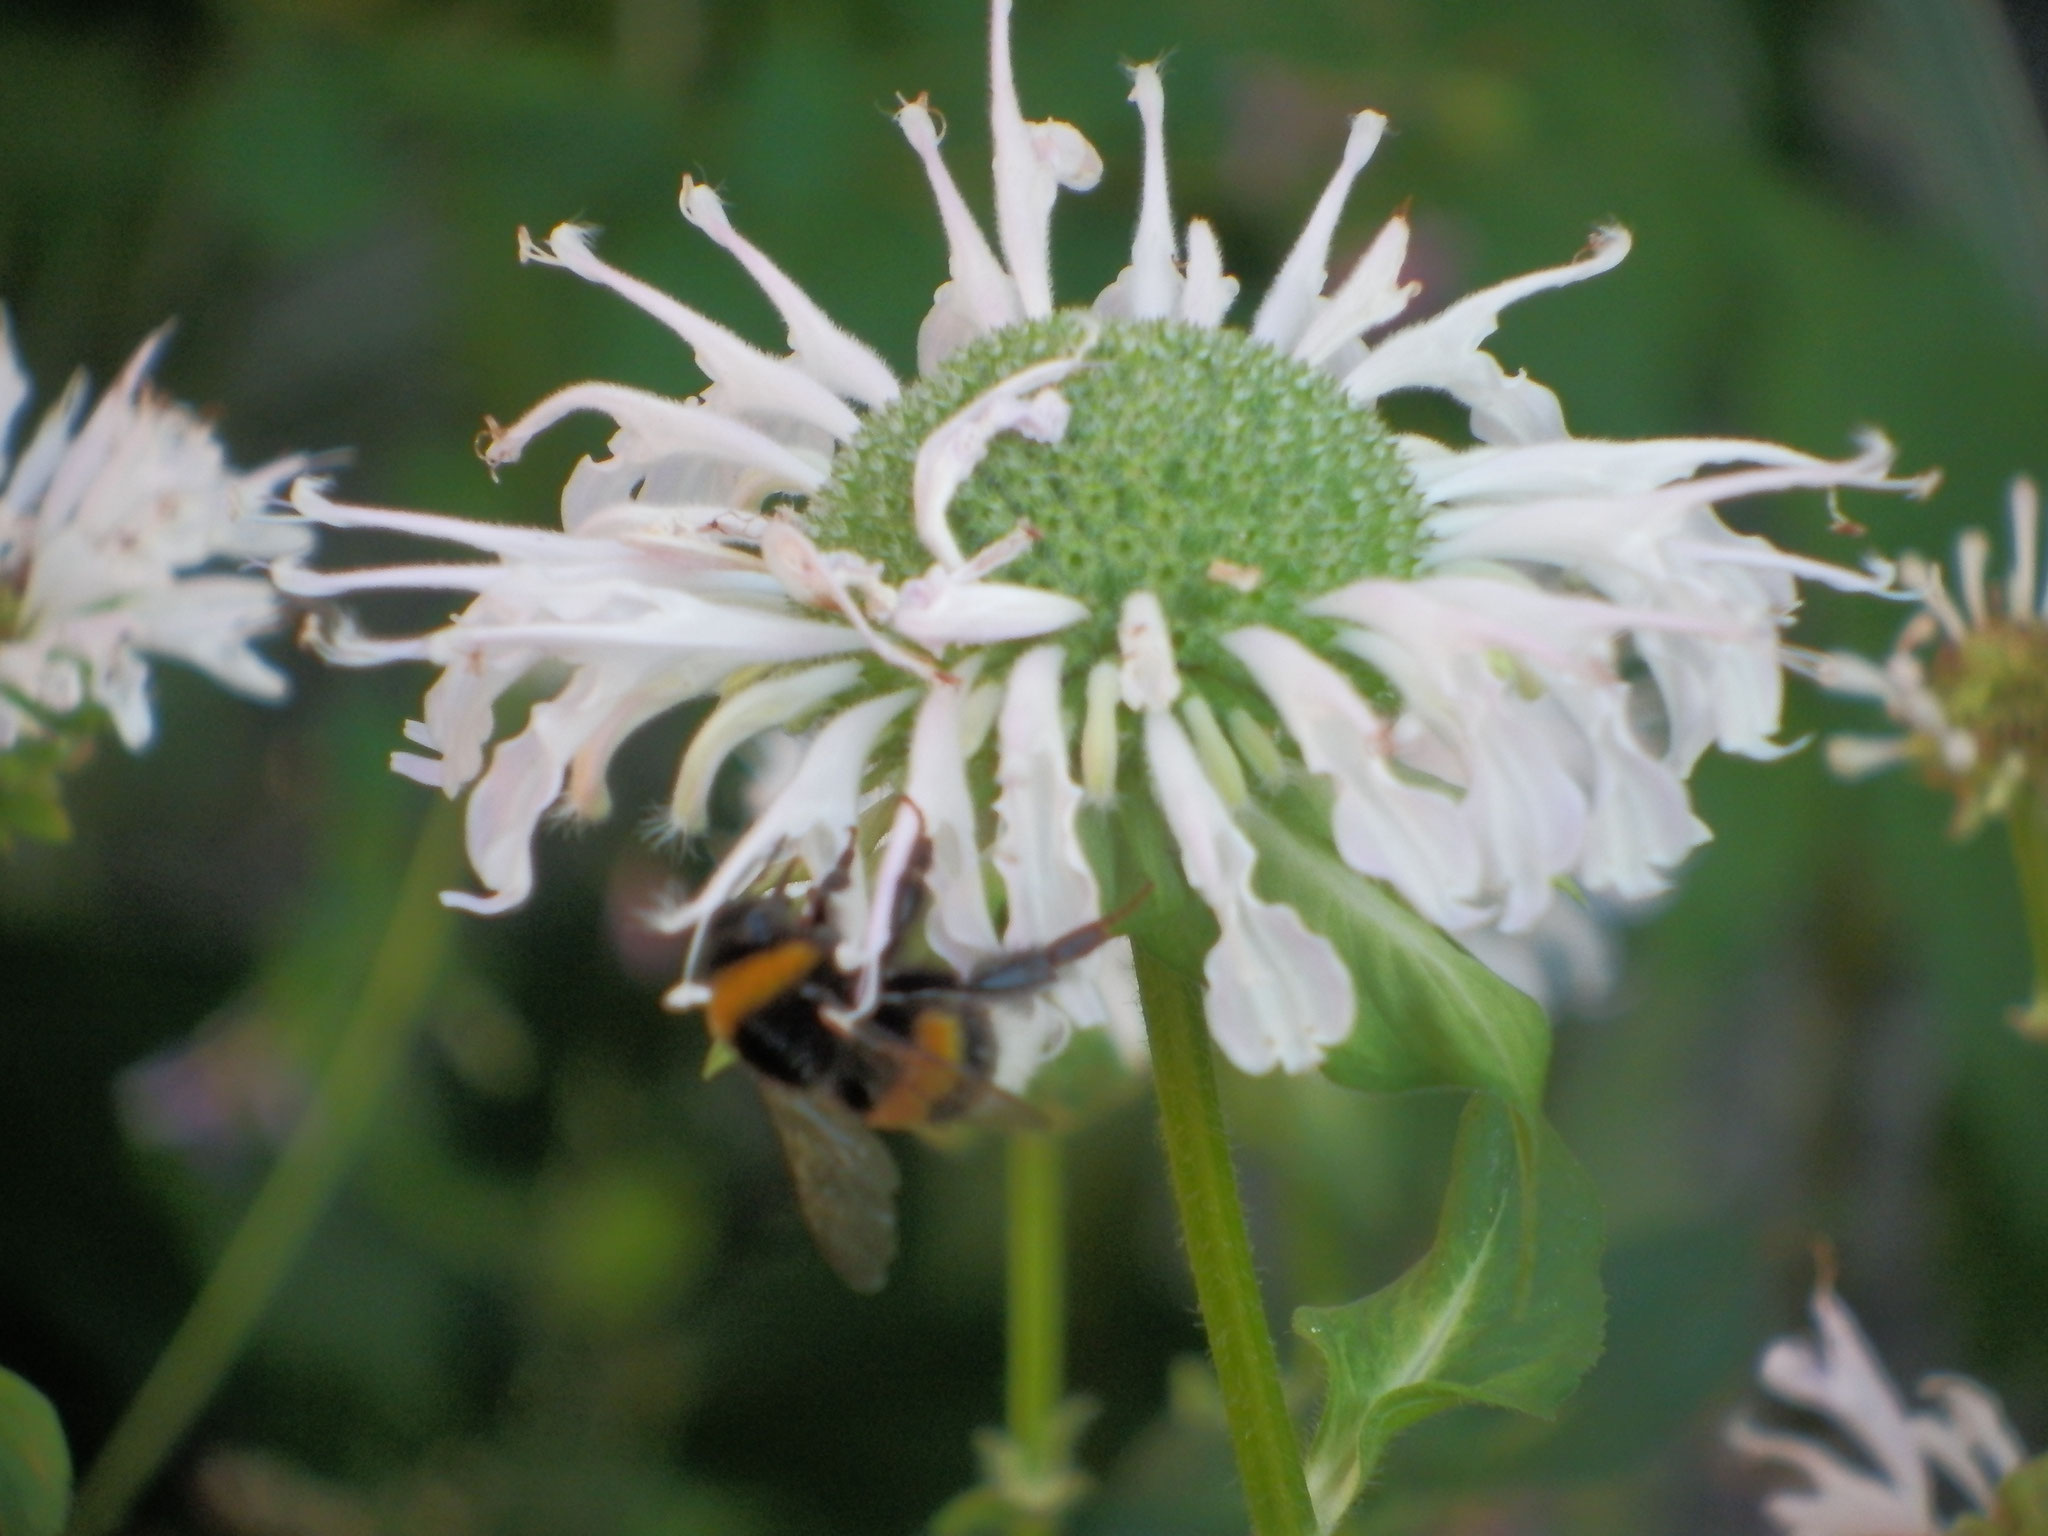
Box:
755;1078;901;1293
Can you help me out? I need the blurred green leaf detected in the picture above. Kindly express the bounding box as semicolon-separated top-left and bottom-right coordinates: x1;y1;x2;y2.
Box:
1294;1098;1604;1529
1953;1453;2048;1536
0;736;74;848
0;1365;71;1536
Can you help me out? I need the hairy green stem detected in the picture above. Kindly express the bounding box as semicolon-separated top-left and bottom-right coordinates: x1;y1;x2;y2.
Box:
1005;1131;1066;1536
68;807;461;1536
2008;787;2048;1040
1134;947;1315;1536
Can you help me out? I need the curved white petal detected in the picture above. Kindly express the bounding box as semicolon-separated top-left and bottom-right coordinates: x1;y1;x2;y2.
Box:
1144;708;1355;1073
1180;219;1239;329
904;678;1002;969
668;659;865;833
1251;111;1387;352
482;380;827;493
661;689;917;986
892;574;1087;648
524;224;860;440
1293;213;1416;368
1342;225;1631;443
912;352;1083;569
1094;62;1181;322
679;178;900;409
1410;436;1823;508
988;0;1100;317
1225;625;1485;927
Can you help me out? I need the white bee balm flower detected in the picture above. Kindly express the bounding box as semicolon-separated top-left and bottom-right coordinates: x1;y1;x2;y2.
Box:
0;313;306;758
287;0;1928;1078
1730;1275;2029;1536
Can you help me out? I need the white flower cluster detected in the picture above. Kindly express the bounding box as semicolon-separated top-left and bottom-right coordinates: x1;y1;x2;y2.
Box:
0;314;308;753
283;0;1927;1078
1730;1276;2029;1536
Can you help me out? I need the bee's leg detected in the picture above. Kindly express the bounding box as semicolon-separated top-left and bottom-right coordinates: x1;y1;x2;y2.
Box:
964;885;1149;994
802;830;862;927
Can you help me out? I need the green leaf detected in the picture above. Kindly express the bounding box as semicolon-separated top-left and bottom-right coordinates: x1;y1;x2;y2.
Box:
1293;1098;1605;1528
0;1365;72;1536
1953;1453;2048;1536
0;734;79;848
1238;796;1550;1109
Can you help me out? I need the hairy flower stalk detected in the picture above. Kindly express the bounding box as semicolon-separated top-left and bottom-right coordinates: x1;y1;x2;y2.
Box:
0;313;307;834
1801;478;2048;1035
1730;1272;2032;1536
278;2;1929;1525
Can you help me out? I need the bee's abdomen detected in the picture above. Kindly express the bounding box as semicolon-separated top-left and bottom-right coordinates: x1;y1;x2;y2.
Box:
733;991;846;1087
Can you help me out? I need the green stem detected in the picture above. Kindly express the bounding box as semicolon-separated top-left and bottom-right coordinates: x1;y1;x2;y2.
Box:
2008;787;2048;1041
1133;947;1315;1536
1005;1131;1065;1536
68;806;461;1536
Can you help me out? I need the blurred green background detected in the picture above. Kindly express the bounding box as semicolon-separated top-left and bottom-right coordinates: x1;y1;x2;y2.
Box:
5;0;2048;1531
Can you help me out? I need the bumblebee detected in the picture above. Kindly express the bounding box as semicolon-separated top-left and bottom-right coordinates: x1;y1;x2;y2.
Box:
691;825;1131;1292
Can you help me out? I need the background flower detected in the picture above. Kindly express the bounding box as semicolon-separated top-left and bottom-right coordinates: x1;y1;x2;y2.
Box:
0;313;307;840
1730;1273;2030;1536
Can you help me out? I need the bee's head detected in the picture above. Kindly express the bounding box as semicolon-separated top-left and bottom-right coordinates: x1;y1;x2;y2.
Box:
699;895;815;973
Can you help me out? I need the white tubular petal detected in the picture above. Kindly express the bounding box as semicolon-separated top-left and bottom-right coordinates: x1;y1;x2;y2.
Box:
905;680;1002;969
1762;1287;1932;1514
1110;62;1181;321
524;224;861;440
679;179;899;409
1144;709;1355;1074
1567;685;1710;899
1118;590;1181;709
1224;626;1484;927
1292;213;1416;367
1342;225;1632;444
895;96;1024;353
1824;732;1913;781
668;660;864;833
892;575;1087;648
990;645;1135;1078
1251;111;1387;351
1957;527;1992;629
1727;1421;1932;1536
2007;477;2040;618
988;0;1101;317
288;481;593;559
993;646;1097;947
1913;1376;2026;1501
912;354;1083;568
1410;436;1822;508
1;369;89;518
660;689;916;969
445;663;684;915
482;381;826;493
1180;219;1238;328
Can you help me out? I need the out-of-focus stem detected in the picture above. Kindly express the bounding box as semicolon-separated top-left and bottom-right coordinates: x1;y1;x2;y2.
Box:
1005;1130;1066;1536
1133;946;1315;1536
68;806;461;1536
2006;786;2048;1040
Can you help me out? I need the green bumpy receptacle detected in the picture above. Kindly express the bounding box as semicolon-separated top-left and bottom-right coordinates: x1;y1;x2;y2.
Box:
806;314;1428;669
